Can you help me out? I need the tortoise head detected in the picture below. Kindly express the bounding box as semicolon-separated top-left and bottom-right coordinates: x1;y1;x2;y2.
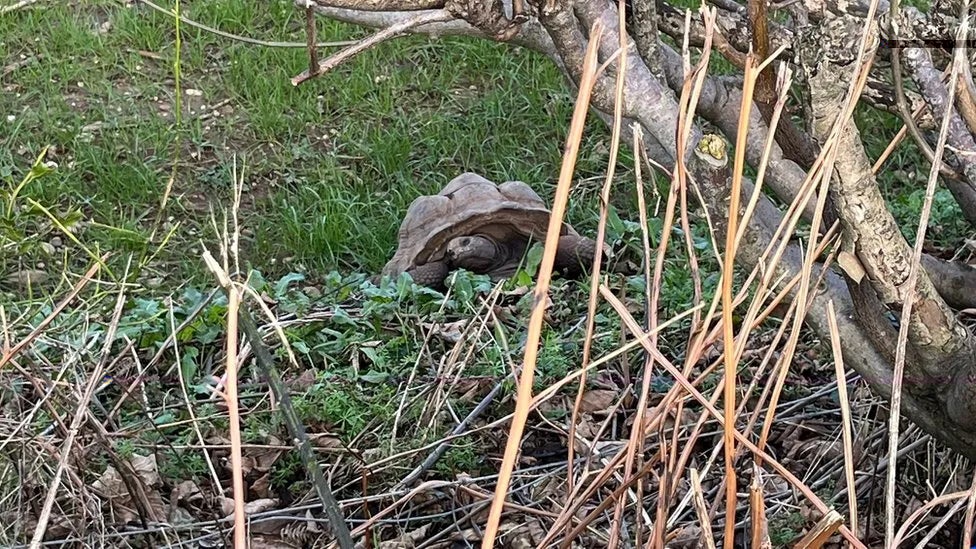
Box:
446;234;500;273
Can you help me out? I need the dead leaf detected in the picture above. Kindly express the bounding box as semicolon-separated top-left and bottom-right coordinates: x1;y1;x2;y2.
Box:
130;454;160;487
536;395;569;418
666;525;703;548
218;497;235;516
242;447;282;476
309;433;342;448
244;498;279;515
508;519;546;548
286;369;316;391
422;319;469;343
378;523;431;547
171;480;202;503
573;414;599;443
168;506;195;526
92;465;126;498
580;389;618;413
251;472;272;498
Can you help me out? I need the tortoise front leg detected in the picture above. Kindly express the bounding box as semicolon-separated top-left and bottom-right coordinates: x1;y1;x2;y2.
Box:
406;260;451;289
554;235;599;277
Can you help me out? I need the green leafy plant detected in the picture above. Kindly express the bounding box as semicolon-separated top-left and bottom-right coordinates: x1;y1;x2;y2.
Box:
1;148;84;264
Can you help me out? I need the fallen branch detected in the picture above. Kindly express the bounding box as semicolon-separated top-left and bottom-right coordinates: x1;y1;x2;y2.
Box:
292;9;454;85
0;0;40;15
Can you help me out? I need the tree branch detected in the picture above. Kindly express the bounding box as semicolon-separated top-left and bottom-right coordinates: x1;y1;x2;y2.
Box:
688;133;976;459
302;0;445;10
901;45;976;224
292;9;455;85
804;12;976;396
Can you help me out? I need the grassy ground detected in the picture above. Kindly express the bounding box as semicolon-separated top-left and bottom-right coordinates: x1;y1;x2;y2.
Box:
1;0;629;289
0;2;659;542
1;0;965;286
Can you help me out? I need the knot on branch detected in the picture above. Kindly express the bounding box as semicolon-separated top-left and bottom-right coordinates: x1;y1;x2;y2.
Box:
446;0;524;40
797;15;876;78
691;134;733;207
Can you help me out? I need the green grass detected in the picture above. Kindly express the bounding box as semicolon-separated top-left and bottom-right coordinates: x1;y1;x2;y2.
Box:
1;0;621;287
4;0;962;292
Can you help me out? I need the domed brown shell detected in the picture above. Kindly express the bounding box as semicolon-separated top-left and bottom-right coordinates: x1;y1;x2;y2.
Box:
381;172;579;278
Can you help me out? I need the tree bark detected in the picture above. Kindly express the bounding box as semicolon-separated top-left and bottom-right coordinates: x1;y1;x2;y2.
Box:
301;0;976;457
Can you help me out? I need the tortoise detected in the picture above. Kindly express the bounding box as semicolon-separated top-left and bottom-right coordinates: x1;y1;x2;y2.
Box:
381;172;599;288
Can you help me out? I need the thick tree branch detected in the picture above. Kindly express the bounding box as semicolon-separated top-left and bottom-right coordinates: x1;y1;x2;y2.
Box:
629;0;662;78
303;0;445;11
302;2;558;54
804;13;976;400
921;255;976;310
688;133;976;459
574;1;688;164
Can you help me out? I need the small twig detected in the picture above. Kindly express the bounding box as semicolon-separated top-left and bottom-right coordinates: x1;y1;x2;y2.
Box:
291;9;454;86
749;464;769;547
827;300;859;538
0;0;40;14
690;469;718;549
235;307;354;548
306;5;320;77
397;380;504;488
137;0;356;48
892;490;971;546
193;98;233;122
711;30;748;69
793;510;844;548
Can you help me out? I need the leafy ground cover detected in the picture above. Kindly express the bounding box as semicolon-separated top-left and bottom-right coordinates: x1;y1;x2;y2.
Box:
1;0;973;547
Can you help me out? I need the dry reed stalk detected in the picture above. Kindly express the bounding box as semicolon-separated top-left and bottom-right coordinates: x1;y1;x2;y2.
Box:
569;0;628;510
600;286;867;548
885;12;968;545
827;299;859;539
721;51;757;549
480;19;606;548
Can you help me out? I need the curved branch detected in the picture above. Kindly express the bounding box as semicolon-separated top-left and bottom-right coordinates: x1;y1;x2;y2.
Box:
901;45;976;224
689;136;976;459
304;0;445;10
921;254;976;310
804;13;976;403
302;2;558;54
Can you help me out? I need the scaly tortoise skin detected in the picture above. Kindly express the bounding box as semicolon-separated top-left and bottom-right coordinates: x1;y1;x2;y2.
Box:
382;173;598;288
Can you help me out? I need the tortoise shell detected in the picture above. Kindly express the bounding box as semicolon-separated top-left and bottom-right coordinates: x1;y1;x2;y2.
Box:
381;172;579;278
